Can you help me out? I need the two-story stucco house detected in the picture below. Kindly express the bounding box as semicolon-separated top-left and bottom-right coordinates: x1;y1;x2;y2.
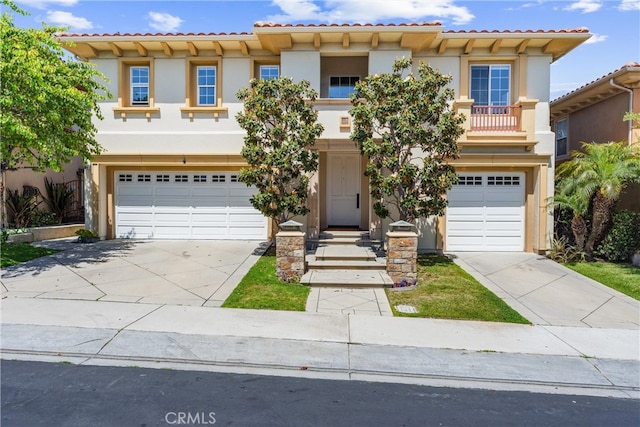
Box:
58;22;589;253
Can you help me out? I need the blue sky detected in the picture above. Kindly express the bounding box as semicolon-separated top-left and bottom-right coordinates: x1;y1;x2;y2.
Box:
8;0;640;99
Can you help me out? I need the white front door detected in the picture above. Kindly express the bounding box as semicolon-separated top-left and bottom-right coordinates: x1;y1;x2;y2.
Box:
327;153;361;227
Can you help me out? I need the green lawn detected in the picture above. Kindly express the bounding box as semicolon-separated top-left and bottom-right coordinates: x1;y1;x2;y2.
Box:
222;247;310;311
386;254;530;324
1;242;58;268
564;261;640;301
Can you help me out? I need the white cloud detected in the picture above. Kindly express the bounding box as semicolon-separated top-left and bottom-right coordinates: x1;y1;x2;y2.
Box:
148;11;184;32
583;33;608;44
619;0;640;11
46;10;92;30
563;0;602;13
16;0;78;10
267;0;474;25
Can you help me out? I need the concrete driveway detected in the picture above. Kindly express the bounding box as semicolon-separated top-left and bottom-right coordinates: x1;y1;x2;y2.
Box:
1;239;267;307
450;252;640;330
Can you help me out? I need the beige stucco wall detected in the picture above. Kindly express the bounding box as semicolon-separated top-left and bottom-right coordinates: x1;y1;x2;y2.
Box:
281;51;321;91
4;158;83;198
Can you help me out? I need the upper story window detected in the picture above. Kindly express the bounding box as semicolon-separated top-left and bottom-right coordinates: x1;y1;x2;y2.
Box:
259;65;279;80
556;118;568;158
470;65;510;107
329;76;360;98
130;66;150;106
196;66;216;106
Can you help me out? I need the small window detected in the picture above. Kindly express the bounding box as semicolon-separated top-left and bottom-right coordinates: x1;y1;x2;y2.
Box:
259;65;279;80
488;176;520;186
556;119;568;157
130;66;150;106
197;66;216;106
174;175;189;183
456;176;483;186
230;175;239;183
137;174;151;182
156;174;170;183
211;174;226;183
193;175;207;183
118;174;133;182
329;76;360;98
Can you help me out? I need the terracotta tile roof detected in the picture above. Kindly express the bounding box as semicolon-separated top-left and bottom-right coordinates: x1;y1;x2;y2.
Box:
59;23;592;38
59;31;252;37
253;21;442;27
551;61;640;103
445;27;589;34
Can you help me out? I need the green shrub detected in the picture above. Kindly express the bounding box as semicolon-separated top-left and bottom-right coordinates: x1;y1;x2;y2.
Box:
597;211;640;262
547;236;586;263
5;188;40;228
43;178;74;224
30;210;60;227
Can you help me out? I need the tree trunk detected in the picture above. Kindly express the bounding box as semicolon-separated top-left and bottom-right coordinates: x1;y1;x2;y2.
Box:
585;192;615;255
571;214;587;251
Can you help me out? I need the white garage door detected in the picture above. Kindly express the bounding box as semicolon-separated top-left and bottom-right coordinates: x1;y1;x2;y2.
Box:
115;171;268;240
446;173;525;251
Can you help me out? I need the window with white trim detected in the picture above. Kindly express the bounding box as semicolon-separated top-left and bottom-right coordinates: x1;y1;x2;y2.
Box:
130;66;150;106
470;65;510;108
556;118;568;157
259;65;279;80
196;66;216;106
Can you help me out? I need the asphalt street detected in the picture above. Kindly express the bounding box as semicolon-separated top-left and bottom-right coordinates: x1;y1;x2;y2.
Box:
2;360;638;427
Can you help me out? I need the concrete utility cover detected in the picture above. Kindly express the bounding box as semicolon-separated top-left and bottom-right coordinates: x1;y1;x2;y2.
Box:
395;304;417;314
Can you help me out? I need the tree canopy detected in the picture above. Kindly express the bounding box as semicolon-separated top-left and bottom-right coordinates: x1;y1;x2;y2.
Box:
236;77;324;225
0;2;109;172
350;58;464;222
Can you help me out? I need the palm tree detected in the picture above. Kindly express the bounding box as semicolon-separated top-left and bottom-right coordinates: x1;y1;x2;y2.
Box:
556;141;640;256
552;180;590;251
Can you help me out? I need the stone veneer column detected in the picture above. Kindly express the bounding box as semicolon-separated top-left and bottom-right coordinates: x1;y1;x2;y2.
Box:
275;230;306;282
386;231;418;285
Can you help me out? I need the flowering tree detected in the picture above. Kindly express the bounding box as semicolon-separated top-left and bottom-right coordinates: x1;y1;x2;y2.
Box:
350;58;464;222
236;77;324;225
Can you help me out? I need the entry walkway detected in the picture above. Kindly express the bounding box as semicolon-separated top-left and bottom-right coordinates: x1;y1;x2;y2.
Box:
306;287;393;316
450;252;640;329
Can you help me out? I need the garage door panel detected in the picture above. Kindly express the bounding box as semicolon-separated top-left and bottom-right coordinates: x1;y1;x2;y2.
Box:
116;226;153;239
115;171;267;240
117;187;154;197
446;173;524;252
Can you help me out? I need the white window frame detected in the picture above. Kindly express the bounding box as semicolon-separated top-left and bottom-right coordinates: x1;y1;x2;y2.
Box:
259;65;279;80
196;65;216;106
555;118;569;158
470;64;511;108
130;66;150;106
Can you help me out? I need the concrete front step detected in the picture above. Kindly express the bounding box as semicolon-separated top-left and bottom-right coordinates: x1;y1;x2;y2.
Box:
307;260;386;270
300;269;393;287
314;245;377;261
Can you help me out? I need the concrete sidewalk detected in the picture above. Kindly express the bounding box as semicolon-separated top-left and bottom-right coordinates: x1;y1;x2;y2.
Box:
1;298;638;399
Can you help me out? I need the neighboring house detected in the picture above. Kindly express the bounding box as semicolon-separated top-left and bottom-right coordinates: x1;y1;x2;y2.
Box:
58;22;589;253
550;62;640;212
2;158;85;222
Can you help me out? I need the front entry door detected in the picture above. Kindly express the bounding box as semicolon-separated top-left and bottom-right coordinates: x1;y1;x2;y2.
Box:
327;153;361;227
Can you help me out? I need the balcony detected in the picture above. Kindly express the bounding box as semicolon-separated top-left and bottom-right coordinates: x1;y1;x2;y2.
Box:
455;98;538;150
470;105;521;132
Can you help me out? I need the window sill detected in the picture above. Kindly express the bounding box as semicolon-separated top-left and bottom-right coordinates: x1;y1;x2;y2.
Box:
180;106;228;119
113;106;160;119
314;98;353;106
